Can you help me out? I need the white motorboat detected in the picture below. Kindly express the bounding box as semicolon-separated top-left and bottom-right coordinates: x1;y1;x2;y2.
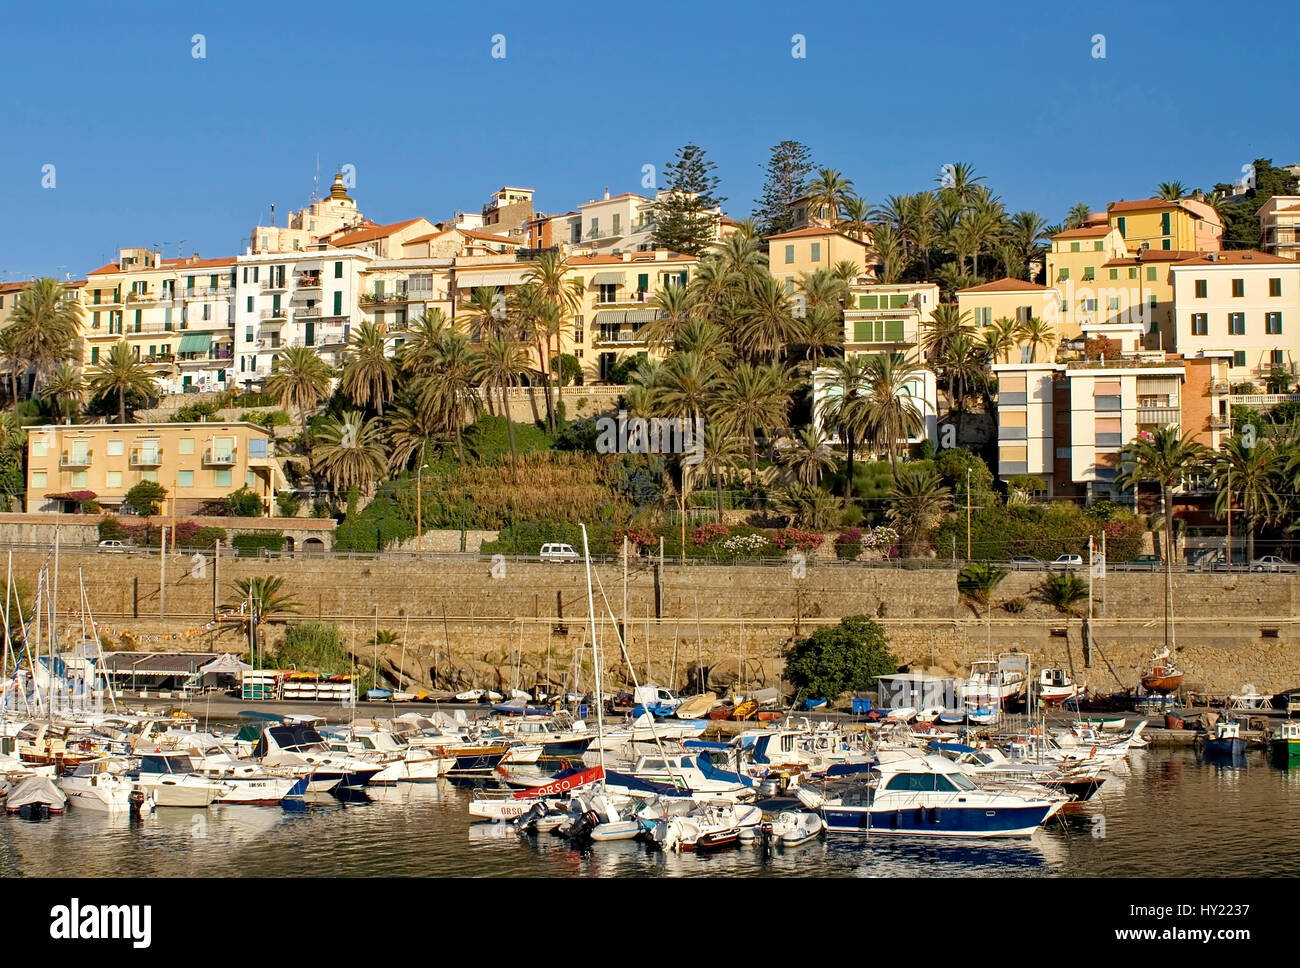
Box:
58;757;151;813
649;799;763;852
625;751;754;801
766;810;824;847
369;748;453;784
1036;668;1083;706
958;653;1029;708
1052;721;1146;759
252;720;386;791
136;752;232;808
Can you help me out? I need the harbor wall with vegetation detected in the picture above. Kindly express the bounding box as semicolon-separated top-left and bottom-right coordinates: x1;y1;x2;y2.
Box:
16;551;1300;696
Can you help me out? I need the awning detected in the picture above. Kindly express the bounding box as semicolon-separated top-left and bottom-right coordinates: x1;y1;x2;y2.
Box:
589;271;626;285
177;333;212;353
455;269;531;289
625;308;658;324
594;311;627;325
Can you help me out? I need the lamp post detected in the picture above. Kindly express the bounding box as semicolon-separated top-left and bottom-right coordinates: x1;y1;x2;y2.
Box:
416;462;429;558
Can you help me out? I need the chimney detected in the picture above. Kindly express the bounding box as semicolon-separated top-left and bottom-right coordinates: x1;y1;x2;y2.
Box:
603;187;610;200
270;203;275;227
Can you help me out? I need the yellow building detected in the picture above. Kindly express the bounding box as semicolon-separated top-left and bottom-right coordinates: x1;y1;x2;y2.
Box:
1106;197;1223;254
1046;225;1127;335
25;422;286;515
956;277;1062;351
766;227;871;292
844;281;938;363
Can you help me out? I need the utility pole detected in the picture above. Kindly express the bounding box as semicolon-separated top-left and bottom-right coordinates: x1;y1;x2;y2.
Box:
159;526;167;619
965;467;972;561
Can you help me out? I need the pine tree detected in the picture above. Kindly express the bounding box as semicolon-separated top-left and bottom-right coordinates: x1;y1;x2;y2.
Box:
650;144;726;256
753;141;814;236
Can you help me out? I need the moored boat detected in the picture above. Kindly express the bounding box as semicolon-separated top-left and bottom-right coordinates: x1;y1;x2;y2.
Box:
1270;721;1300;765
1140;649;1183;695
1202;719;1246;757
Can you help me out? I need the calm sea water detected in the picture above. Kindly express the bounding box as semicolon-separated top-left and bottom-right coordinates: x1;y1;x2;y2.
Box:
4;749;1298;878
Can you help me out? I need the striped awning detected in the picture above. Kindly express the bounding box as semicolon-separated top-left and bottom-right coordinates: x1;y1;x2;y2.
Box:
594;311;626;325
455;269;531;289
589;271;626;285
177;332;212;354
624;308;658;324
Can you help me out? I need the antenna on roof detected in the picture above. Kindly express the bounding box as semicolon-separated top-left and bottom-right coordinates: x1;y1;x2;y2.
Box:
178;240;186;259
312;153;321;202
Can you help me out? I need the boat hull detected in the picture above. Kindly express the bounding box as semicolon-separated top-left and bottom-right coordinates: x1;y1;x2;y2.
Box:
823;803;1052;838
1270;739;1300;764
1202;738;1246;756
1141;674;1183;694
140;780;219;808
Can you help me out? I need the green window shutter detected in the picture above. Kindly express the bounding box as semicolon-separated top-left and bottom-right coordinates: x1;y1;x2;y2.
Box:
1109;268;1118;280
890;294;908;308
90;347;99;364
884;320;904;341
1084;267;1095;281
1162;239;1170;250
853;321;871;342
784;245;794;264
1059;268;1069;280
1234;351;1246;367
637;273;648;292
246;296;253;312
1117;217;1126;237
210;274;217;289
333;292;342;314
1070;242;1080;252
678;272;687;286
1147;267;1156;281
863;295;879;309
1129;268;1138;279
1161;212;1171;235
334;261;343;278
810;243;821;261
1094;241;1103;251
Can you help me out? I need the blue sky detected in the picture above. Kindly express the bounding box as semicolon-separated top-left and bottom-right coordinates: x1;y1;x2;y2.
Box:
1;0;1294;282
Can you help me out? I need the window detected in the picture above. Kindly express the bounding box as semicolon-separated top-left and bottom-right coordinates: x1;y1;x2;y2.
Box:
784;245;794;264
90;346;99;364
1146;267;1156;281
1231;278;1244;298
589;217;599;237
31;472;46;488
215;469;232;487
1272;349;1285;366
1082;299;1097;311
1083;267;1095;281
334;261;343;279
975;307;991;326
106;439;125;458
1195;279;1207;298
245;326;254;342
141;470;158;483
1228;312;1246;335
1266;312;1282;335
1269;278;1282;297
1162;239;1171;250
333;292;342;315
1233;351;1246;367
1058;267;1070;281
249;438;268;458
177;470;194;487
1070;242;1080;252
810;242;821;262
1108;297;1120;311
1094;241;1104;251
1191;313;1208;335
202;303;211;321
105;471;122;488
270;332;280;348
637;273;648;293
1128;267;1137;280
1109;268;1118;280
246;296;254;312
32;439;48;458
611;213;620;235
178;438;195;455
598;284;617;304
1117;216;1126;237
1161;212;1171;235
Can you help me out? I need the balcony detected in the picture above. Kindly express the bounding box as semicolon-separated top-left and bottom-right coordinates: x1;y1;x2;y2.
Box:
178;350;233;366
1209;381;1231;394
594;329;650;347
594;295;649;308
1136;406;1180;425
203;448;237;466
1209;415;1230;430
359;292;414;307
129;448;163;467
125;292;159;304
184;285;233;300
296;274;323;289
60;450;93;468
143;353;176;364
261;279;288;293
261;308;288;321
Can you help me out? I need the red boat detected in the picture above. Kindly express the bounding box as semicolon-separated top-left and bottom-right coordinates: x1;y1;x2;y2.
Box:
1141;649;1183;694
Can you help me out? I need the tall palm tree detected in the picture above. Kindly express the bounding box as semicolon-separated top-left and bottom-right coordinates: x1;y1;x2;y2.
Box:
0;327;22;404
936;162;984;210
523;251;585;427
1210;436;1281;563
1115;427;1209;564
651;350;722;421
384;398;440;474
796;305;845;363
696;422;744;521
868;222;909;283
862;353;927;478
1156;182;1187;200
413;328;481;462
984;317;1021;365
737;274;798;362
644;281;694;353
464;286;507;344
41;362;85;423
400;307;451;378
806;168;856;226
842;195;872;242
87;341;158;423
938;329;986;437
711;232;768;284
265;344;336;442
922;303;973;364
1007;211;1049;281
1063;202;1093;230
1016;316;1056;363
6;278;81;397
228;575;301;655
675;319;733;368
816;355;872;500
473;335;530;476
904;192;942;278
782;425;838;486
887;465;952;557
312;410;389;496
340;319;397;416
716;363;791;485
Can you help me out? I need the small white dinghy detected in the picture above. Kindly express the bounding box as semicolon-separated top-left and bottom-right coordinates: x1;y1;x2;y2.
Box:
767;810;824;847
589;794;641;842
914;707;946;724
884;707;917;723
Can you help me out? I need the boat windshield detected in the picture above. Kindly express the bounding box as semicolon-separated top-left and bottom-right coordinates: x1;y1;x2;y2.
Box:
947;772;978;791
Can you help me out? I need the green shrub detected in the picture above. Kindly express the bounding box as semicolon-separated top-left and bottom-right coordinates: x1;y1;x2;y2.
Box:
1041;573;1088;614
232;531;284;555
181;526;226;549
124;480;168;516
834;529;863;560
310;501;332;519
241;409;291;429
784;615;897;701
276;492;303;517
81;499;101;514
223;487;264;517
98;515;128;542
169;399;224;422
1001;597;1027;614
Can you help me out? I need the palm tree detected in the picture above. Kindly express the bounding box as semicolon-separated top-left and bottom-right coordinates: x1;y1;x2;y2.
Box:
413;327;481;462
311;410;389;496
695;422;743;521
1156;181;1187;200
650;351;722;423
675;319;733;368
340;320;397;416
862;353;927;478
1063;202;1092;230
782;425;838;486
0;327;22;404
1016;316;1057;363
958;562;1009;608
1210;436;1281;564
737;274;798;362
887;465;952;558
922;304;973;365
806;168;856;226
644;281;694;353
265;344;336;442
842;195;872;242
228;575;301;655
6;278;81;397
41;362;85;423
87;340;158;423
868;222;909;283
711;232;768;284
400;307;451;378
816;356;872;500
464;286;507;344
984;317;1020;365
772;481;842;530
716;363;791;485
384;399;440;474
938;329;986;438
472;335;530;476
936;162;984;210
796;305;845;363
1115;427;1208;564
1007;211;1049;280
523;251;585;427
904;192;942;277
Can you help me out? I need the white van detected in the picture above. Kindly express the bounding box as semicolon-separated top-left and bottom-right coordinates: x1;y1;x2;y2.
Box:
539;543;579;563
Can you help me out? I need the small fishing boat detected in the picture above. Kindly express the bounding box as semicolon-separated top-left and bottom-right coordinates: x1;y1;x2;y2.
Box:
1075;717;1127;731
1202;719;1246;756
455;689;485;703
58;757;149;813
366;689;394;701
884;707;917;723
1037;668;1082;706
1270;721;1300;765
766;810;824;847
1140;649;1183;694
674;692;717;720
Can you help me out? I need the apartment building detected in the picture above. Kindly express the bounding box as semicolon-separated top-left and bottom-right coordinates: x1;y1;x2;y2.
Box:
1258;196;1300;261
955;278;1062;357
1107;197;1223;254
1169;250;1300;381
25;422;285;515
83;251;235;393
480;187;534;238
843;281;937;364
249;172;368;255
571;191;655;255
767;227;871;292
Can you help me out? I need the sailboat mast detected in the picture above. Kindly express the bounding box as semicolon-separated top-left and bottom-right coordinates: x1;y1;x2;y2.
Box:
2;551;9;727
579;524;606;785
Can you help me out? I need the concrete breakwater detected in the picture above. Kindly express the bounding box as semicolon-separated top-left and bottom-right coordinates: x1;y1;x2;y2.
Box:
14;551;1300;696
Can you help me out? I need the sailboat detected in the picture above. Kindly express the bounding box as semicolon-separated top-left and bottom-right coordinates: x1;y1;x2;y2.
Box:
1140;524;1184;696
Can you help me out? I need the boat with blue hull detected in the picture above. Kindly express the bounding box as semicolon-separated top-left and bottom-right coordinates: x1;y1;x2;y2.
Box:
811;755;1062;838
1201;720;1247;757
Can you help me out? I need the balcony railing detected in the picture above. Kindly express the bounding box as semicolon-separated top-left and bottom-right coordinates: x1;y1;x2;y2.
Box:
60;451;93;468
203;448;237;466
129;448;163;467
360;292;413;306
261;279;288;292
594;329;650;346
595;295;649;307
184;285;234;300
1209;381;1231;394
261;308;288;321
1209;416;1230;430
297;275;323;289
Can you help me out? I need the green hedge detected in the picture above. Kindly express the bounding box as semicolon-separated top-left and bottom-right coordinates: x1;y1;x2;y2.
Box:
936;502;1146;562
232;532;284;555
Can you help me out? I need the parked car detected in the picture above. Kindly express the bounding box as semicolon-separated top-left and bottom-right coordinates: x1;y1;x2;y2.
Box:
1009;556;1042;571
1049;554;1083;571
1123;554;1162;572
1251;556;1297;573
539;543;579;563
97;540;129;554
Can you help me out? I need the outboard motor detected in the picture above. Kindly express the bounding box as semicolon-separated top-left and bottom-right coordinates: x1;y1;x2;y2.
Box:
514;801;549;834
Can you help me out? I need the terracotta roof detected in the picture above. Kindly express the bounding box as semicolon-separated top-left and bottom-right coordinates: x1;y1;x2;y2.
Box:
402;233;438;245
1052;226;1111;239
461;229;518;245
87;263;123;276
1104;250;1200;266
0;281;29;293
160;256;235;269
1271;205;1300;214
1171;250;1297;267
1107;198;1183;213
765;226;866;243
330;219;425;246
957;277;1055;294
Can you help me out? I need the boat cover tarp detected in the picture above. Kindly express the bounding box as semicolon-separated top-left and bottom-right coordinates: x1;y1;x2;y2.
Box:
696;750;752;787
6;776;67;809
682;740;732;751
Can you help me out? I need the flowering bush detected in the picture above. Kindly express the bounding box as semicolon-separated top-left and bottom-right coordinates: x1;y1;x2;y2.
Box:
691;522;729;547
772;528;825;552
621;525;659;550
834;529;862;560
863;526;900;551
720;533;769;557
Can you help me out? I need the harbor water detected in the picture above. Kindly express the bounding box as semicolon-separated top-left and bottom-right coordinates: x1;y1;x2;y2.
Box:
4;748;1299;878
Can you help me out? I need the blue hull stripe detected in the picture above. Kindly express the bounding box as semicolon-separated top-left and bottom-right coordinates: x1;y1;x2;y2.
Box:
824;804;1051;836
